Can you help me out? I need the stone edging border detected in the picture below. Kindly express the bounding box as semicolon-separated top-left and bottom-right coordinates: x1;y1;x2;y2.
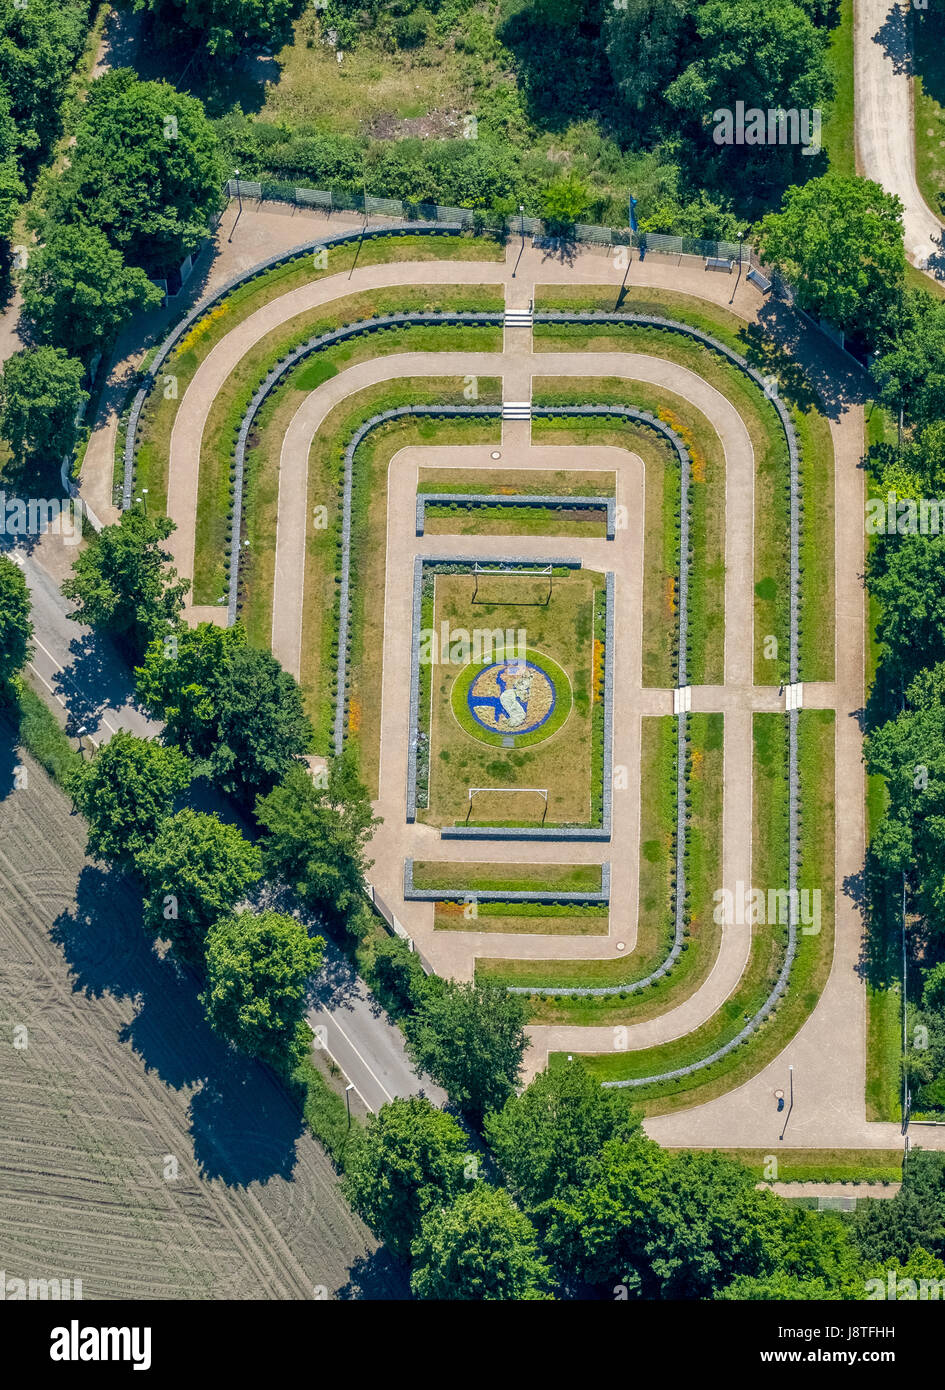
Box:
415;493;616;539
403;858;611;904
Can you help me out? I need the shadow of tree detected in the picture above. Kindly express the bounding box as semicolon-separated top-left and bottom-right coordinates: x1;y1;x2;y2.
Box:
336;1248;411;1301
51;863;309;1188
871;0;913;77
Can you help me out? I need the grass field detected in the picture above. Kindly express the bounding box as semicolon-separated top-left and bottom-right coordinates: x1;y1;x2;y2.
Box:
420;567;603;827
424;502;608;538
418;467;617;497
913;9;945;224
411;860;603;892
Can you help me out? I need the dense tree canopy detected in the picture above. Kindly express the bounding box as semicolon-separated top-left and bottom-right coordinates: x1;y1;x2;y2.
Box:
202;908;323;1063
0;0;91;172
866;534;945;688
72;731;190;868
0;346;87;471
0;553;31;685
404;980;529;1122
255;756;379;921
484;1060;640;1210
63;509;189;661
410;1184;554;1301
22;223;162;361
135;809;262;963
56;69;225;273
136;622;313;800
343;1097;469;1258
545;1138;857;1298
873;292;945;431
756;175;905;345
666;0;832;171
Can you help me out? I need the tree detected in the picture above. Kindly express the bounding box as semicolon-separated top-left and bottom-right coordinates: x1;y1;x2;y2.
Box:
22;223;163;361
755;175;905;345
255;756;379;920
0;553;31;685
62;508;189;661
0;0;90;172
201;908;323;1063
866;534;945;688
665;0;832;153
210;645;313;801
484;1060;640;1209
540;175;590;233
135;621;241;759
410;1185;554;1300
855;1152;945;1266
604;0;694;114
0;347;87;469
135;0;303;62
404;980;529;1122
0;83;24;240
872;291;945;431
343;1097;469;1258
58;69;225;274
72;731;190;868
546;1139;794;1298
134;809;262;963
136;623;313;802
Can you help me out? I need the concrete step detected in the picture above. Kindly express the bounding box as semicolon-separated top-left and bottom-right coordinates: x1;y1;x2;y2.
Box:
502;401;532;420
504;309;534;327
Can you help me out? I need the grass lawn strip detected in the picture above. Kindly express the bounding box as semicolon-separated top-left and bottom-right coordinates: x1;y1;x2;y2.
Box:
424;502;608;538
417;467;617;498
434;903;609;936
411;860;603;893
703;1148;901;1186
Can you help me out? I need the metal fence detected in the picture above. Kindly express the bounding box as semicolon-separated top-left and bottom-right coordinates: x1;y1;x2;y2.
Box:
225;178;754;264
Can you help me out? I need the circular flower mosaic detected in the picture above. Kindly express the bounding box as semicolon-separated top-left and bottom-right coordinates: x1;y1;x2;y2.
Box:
466;659;556;735
450;649;573;747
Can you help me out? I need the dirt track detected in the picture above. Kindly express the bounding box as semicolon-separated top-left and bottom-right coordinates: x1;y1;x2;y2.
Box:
0;728;405;1300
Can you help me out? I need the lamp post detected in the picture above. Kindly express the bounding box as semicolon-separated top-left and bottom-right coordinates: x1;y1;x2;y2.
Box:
228;168;243;243
519;203;525;245
141;487;148;516
345;1083;354;1127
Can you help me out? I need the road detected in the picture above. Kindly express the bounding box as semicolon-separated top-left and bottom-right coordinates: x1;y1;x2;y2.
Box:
855;0;945;273
307;939;447;1113
3;540;159;747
